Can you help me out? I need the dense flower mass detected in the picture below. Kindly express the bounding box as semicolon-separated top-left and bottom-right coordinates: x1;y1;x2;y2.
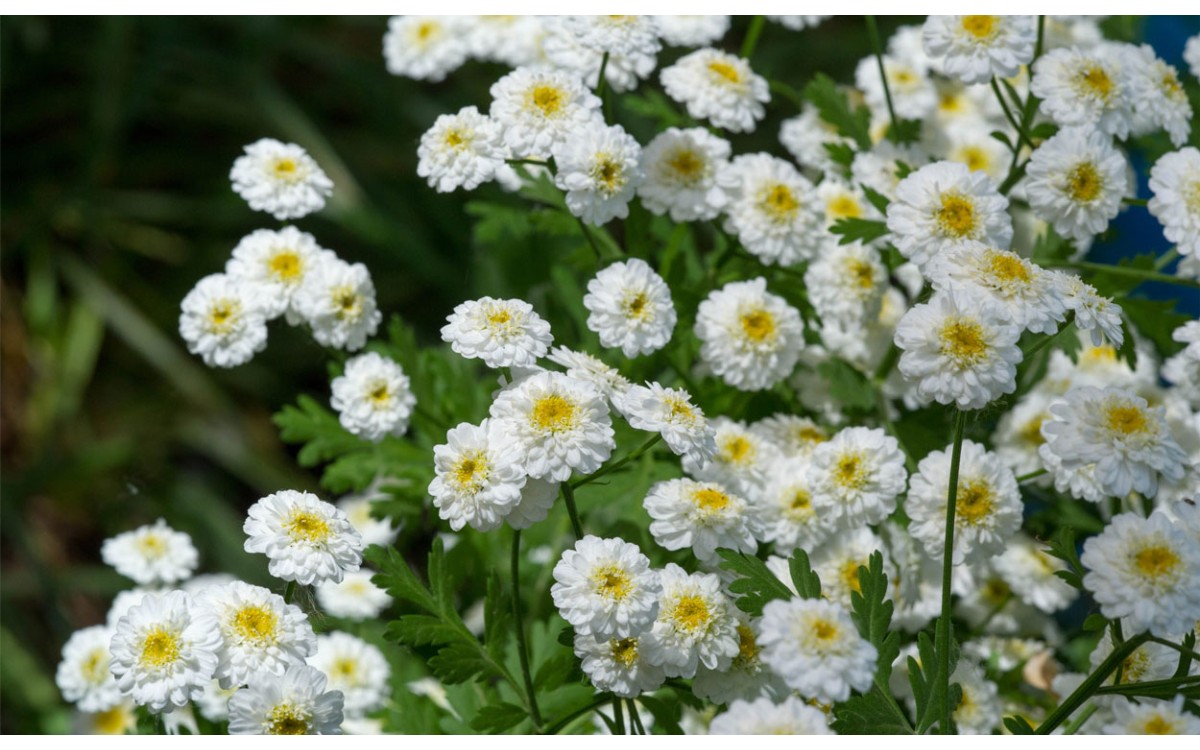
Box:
58;13;1200;738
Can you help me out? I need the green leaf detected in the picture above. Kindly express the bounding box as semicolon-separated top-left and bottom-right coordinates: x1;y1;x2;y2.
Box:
803;73;872;150
861;185;891;215
830;217;890;245
368;546;438;613
1083;613;1109;633
849;552;900;684
484;571;511;663
787;549;822;600
1045;526;1084;590
469;703;528;733
831;684;914;734
717;549;794;616
1004;715;1036;734
1119;296;1190;360
385;614;463;647
885;118;923;146
273;394;362;467
824;142;857;171
533;652;579;693
817;359;875;411
428;643;503;684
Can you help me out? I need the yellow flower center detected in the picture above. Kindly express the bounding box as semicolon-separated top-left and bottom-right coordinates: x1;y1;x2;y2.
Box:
797;425;827;444
664;396;699;426
960;15;999;40
670;594;711;632
139;627;180;669
92;705;134;735
827;194;862;220
1104;403;1149;436
232;604;278;645
285;510;331;544
452;451;489;493
1078;64;1114;101
739;308;777;343
956;479;994;525
1185;180;1200;214
271;157;300;182
137;534;167;559
720;435;753;465
207;300;239;334
592;155;625;194
939;318;988;366
958;145;991;173
759;183;800;221
81;648;109;684
415;21;438;42
840;560;864;595
332;286;362;321
592;564;632;601
692;487;731;512
983;577;1011;604
1133;544;1180;581
1066;162;1103;202
735;624;759;663
833;452;867;490
1019;415;1047;446
610;637;639;667
666;148;705;183
531;394;576;433
1141;715;1178;734
444;128;467;149
786;489;813;520
528;85;564;116
811;617;839;642
365;379;393;406
268;250;303;282
267;703;311;735
987;250;1031;284
935;193;978;238
846;259;877;290
333;657;358;679
707;60;741;84
623;292;650;321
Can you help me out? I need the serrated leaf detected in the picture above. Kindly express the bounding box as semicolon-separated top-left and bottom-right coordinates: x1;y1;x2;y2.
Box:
1045;526;1084;590
803;73;871;150
831;684;913;734
386;614;462;647
533;652;578;693
717;549;794;616
787;549;822;600
861;184;891;215
484;571;511;662
830;217;890;245
429;643;503;684
273;394;362;467
824;142;857;171
850;552;900;683
469;703;528;734
1119;296;1191;360
368;546;438;613
885;118;923;146
817;359;875;410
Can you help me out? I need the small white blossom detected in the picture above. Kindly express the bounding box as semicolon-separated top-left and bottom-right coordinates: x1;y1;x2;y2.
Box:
417;106;506;193
584;258;676;357
330;352;416;443
229;138;332;221
101;519;198;586
660;48;770;132
227;663;344;735
179;274;269;368
244;490;364;586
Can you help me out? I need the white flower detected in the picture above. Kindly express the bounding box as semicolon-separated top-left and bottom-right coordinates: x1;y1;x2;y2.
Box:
660;48;770;133
338;490;400;548
73;700;138;735
488;371;615;482
489;67;603;160
907;439;1023;565
694;278;805;392
574;633;665;699
809;426;908;529
992;534;1078;614
227;663;344;735
108;590;221;713
229;138;332;221
760;457;835;553
382;16;469;82
683;417;779;501
200;581;315;689
1090;627;1177;686
316;570;393;621
101;519;198;586
638;127;733;222
541;21;656;94
759;597;877;704
619;382;715;465
810;527;893;612
57;626;122;712
922;16;1036;84
428;419;526;533
640;564;740;678
441;296;553;370
643;478;756;562
895;290;1023;410
546;346;631;406
552;122;643;226
179;273;269;368
559;15;661;58
292;256;382;351
551;535;661;640
195;680;239;723
709;695;833;735
1025;126;1128;244
653;16;730;48
750;414;829;458
720;153;824;266
805;241;888;327
584;258;676;357
1104;696;1200;735
692;615;787;705
1148;147;1200;259
1124;45;1192;147
926;243;1066;335
1052;272;1124;348
417;106;506;193
308;632;390;718
504;476;561;530
107;589;153;629
1030;46;1135;138
779;104;855;175
244;489;364;586
948;659;1001;734
853;141;930;202
1041;386;1188;499
886;161;1012;270
1082;511;1200;636
856;54;937;121
225;228;331;320
1186;34;1200;80
767;16;830;31
330;352;415;443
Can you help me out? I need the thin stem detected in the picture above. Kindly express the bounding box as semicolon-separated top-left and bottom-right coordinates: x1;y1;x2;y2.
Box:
1016;468;1048;483
990;80;1034;151
865;16;899;139
998;16;1045;196
506;158;551;170
1094;674;1200;696
1155;248;1179;270
740;16;766;59
1043;260;1200;289
768;79;804;109
595;51;610;98
575;216;605;262
545;695;613;734
1061;703;1098;735
937;408;969;734
1021;312;1075;359
1147;636;1200;664
1122;197;1148;207
1035;632;1151;734
283;581;296;605
627;698;646;735
872;343;902;384
571;434;662;490
510;530;543;730
561;483;584;539
611;696;625;735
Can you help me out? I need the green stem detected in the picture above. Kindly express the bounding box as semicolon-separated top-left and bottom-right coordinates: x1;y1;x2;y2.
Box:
561;483;584;539
872;343;901;384
1093;674;1200;697
627;698;646;735
1043;260;1200;289
1122;197;1148;207
768;79;804;109
575;216;606;262
283;581;296;605
1147;636;1200;664
1021;312;1075;359
510;530;543;730
506;158;552;170
990;80;1033;151
571;434;662;490
1035;632;1151;734
1154;248;1179;270
740;16;766;59
545;695;613;734
865;16;900;140
1061;703;1097;735
937;408;969;734
611;695;625;735
1016;468;1047;483
998;16;1045;195
595;51;609;98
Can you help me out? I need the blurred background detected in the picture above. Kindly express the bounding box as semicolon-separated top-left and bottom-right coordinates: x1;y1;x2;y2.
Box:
2;16;1196;733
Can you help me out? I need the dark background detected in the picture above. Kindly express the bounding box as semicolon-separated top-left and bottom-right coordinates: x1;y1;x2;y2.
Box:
1;16;1195;733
